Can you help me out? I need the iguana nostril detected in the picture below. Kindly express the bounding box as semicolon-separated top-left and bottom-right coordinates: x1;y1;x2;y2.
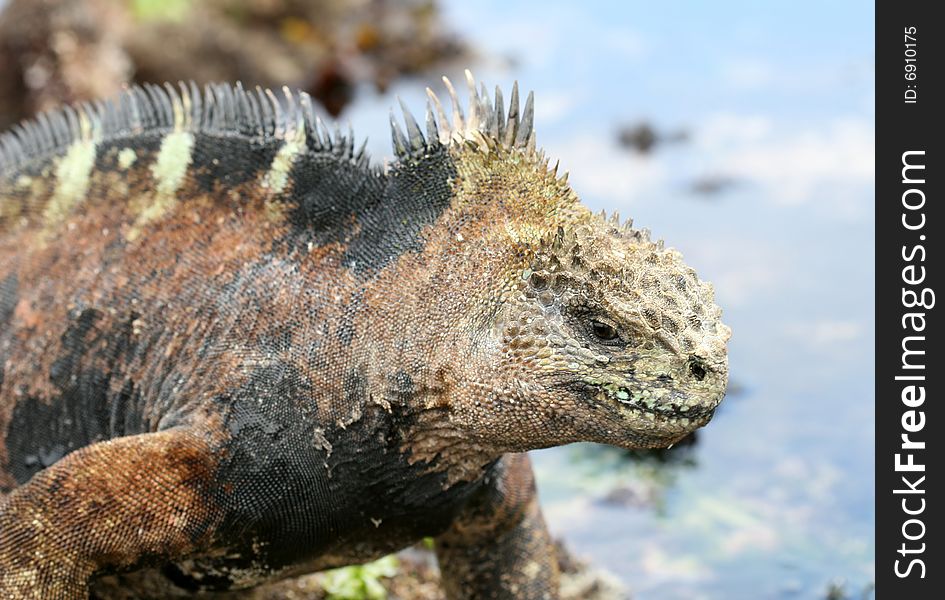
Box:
688;359;707;381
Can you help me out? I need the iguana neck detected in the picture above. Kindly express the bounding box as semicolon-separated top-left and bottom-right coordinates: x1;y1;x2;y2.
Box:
405;404;504;487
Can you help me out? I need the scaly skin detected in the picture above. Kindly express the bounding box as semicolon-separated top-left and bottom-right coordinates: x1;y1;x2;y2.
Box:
0;72;730;598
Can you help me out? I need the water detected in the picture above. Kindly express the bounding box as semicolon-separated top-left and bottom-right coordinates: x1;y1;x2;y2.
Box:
340;1;874;597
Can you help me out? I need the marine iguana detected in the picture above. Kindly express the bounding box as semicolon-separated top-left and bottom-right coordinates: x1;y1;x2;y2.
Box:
0;71;731;599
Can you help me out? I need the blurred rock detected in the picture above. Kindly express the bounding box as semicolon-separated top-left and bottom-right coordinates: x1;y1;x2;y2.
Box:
617;121;689;154
91;540;630;599
689;174;740;197
599;484;655;508
0;0;470;129
0;0;132;130
555;539;630;600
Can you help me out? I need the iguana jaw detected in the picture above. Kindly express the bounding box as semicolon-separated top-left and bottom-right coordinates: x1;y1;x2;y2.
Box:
554;366;726;448
597;385;719;423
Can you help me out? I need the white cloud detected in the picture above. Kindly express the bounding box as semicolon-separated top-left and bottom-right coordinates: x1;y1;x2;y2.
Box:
640;544;713;582
720;526;780;555
695;114;874;215
535;91;581;124
542;497;595;529
721;59;776;90
547;110;873;220
719;56;874;97
700;113;774;146
678;238;788;308
782;319;864;349
601;29;649;61
709;262;781;309
546;133;670;204
773;458;843;503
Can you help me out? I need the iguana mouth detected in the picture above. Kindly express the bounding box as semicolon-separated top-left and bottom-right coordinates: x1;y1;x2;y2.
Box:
576;382;717;425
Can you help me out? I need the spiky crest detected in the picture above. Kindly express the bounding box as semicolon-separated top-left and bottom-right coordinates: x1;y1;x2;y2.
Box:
389;69;536;160
0;72;657;245
0;82;370;179
390;71;660;247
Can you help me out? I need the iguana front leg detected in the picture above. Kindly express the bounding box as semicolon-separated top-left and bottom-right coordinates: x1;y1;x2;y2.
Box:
0;428;223;599
436;453;559;600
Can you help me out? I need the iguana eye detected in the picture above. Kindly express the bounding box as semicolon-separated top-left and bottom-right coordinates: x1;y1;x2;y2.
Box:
590;320;619;342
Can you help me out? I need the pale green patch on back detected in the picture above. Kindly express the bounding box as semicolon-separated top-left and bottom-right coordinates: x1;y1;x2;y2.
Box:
127;91;198;240
149;129;194;199
117;147;137;170
126;130;194;240
262;121;306;194
42;112;99;228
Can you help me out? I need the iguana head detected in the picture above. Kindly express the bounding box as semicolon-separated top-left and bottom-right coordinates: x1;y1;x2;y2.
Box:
503;221;731;449
395;72;731;451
